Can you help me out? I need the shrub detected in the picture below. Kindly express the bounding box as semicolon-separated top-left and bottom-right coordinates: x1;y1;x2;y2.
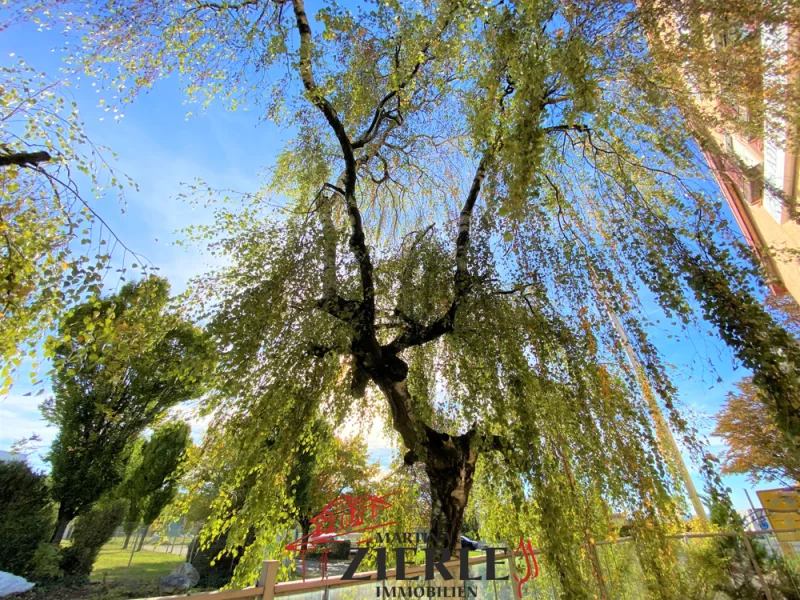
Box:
28;543;64;581
0;461;54;577
60;499;126;578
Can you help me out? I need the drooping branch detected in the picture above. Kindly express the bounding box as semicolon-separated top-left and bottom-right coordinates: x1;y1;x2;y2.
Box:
384;146;496;354
352;4;463;151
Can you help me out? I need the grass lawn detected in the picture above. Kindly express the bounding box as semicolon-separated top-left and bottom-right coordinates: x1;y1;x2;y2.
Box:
90;542;185;583
15;541;185;600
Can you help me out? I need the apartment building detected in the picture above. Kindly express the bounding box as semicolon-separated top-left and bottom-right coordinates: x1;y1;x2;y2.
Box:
699;21;800;300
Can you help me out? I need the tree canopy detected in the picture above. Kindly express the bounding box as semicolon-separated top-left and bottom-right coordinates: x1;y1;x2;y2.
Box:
291;422;379;542
12;0;800;595
46;276;214;542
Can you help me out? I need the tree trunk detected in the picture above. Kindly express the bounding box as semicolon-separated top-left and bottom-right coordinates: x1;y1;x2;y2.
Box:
136;525;149;551
373;365;480;555
51;506;74;544
422;429;479;553
300;518;311;551
122;530;133;549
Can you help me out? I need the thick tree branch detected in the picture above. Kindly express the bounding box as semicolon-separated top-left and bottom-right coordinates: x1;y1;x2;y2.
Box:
0;151;51;168
543;124;591;134
291;0;354;170
291;0;376;320
316;179;343;299
384;145;496;354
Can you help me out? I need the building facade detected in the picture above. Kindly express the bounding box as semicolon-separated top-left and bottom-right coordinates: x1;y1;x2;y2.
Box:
701;23;800;301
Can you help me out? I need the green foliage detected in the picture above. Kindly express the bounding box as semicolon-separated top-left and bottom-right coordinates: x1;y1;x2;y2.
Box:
60;500;127;579
28;543;65;582
0;61;137;386
291;421;378;533
122;421;191;531
46;276;215;537
15;0;800;595
0;460;54;577
703;489;772;600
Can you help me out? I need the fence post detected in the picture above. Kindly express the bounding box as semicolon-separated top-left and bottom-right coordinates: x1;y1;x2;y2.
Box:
742;532;774;600
507;555;522;600
260;560;279;600
587;542;610;600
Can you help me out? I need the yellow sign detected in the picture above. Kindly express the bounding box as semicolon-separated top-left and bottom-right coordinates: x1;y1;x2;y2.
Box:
756;487;800;556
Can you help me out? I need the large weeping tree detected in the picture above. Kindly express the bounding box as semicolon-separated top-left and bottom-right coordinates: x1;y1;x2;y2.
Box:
17;0;800;593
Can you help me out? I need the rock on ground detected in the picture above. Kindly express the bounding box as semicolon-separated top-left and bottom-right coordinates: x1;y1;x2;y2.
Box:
0;572;35;597
169;563;200;588
158;574;191;595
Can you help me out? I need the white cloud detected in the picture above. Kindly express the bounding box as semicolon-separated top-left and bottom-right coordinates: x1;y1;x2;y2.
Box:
0;394;57;470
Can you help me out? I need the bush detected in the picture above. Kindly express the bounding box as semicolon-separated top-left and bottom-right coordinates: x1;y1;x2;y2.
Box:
0;461;54;577
60;499;126;579
28;543;64;582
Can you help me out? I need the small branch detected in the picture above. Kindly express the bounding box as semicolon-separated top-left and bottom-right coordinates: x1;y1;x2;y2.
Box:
543;124;591;134
352;5;461;150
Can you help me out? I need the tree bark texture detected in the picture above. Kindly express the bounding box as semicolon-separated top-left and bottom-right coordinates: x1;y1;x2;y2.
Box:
424;430;479;551
51;506;74;544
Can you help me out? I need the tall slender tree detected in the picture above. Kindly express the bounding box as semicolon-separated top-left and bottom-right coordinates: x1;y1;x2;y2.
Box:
46;276;214;543
16;0;800;594
121;422;192;550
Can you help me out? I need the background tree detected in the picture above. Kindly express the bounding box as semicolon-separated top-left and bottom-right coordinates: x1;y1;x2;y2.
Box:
46;276;214;543
59;499;127;579
714;295;800;485
0;460;54;577
121;422;192;550
291;423;379;546
19;0;800;594
119;437;145;549
714;381;800;485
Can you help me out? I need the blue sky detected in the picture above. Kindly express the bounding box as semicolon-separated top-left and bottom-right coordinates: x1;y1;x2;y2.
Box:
0;13;776;515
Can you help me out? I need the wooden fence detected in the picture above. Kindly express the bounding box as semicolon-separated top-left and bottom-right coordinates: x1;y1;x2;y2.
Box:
137;552;515;600
136;530;799;600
